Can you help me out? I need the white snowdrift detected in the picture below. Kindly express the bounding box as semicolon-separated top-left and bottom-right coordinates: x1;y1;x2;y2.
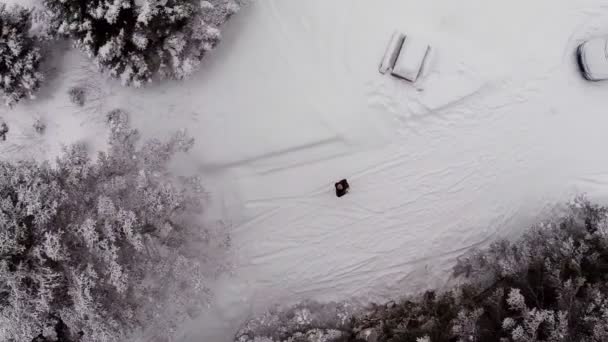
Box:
5;1;608;342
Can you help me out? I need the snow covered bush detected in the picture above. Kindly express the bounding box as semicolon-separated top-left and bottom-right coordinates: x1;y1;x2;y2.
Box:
0;110;225;342
235;301;357;342
33;118;46;134
68;86;86;106
0;121;8;141
237;197;608;342
352;291;464;342
43;0;241;86
0;4;43;107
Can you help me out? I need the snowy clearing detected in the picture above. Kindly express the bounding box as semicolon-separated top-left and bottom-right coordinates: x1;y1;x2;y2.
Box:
5;0;608;341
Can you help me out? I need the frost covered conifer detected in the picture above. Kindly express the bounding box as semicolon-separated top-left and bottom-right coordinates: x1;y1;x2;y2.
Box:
44;0;240;86
0;121;7;141
235;301;356;342
0;110;224;342
0;4;43;107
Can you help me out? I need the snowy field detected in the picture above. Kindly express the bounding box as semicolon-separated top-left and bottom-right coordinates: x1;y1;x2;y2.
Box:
6;0;608;340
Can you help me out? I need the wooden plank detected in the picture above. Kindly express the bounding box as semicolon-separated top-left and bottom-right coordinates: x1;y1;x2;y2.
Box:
391;36;430;82
379;31;406;74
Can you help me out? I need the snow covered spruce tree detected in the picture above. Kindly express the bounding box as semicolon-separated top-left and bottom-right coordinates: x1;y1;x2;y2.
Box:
235;301;357;342
237;197;608;342
0;110;225;342
0;4;43;107
43;0;240;86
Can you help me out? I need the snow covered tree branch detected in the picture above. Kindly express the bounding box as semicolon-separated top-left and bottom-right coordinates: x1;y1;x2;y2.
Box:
43;0;241;86
0;4;43;107
0;110;226;342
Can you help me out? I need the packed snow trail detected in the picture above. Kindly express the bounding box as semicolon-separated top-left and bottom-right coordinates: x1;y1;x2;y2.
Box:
4;0;608;341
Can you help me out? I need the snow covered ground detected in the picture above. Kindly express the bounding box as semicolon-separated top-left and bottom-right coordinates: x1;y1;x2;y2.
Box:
6;0;608;341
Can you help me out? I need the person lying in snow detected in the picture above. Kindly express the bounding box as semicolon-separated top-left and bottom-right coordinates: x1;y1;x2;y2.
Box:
335;179;350;197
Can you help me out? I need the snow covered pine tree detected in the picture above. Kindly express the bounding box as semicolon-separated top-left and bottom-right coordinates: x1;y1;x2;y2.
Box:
0;110;226;342
43;0;240;86
0;4;43;107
